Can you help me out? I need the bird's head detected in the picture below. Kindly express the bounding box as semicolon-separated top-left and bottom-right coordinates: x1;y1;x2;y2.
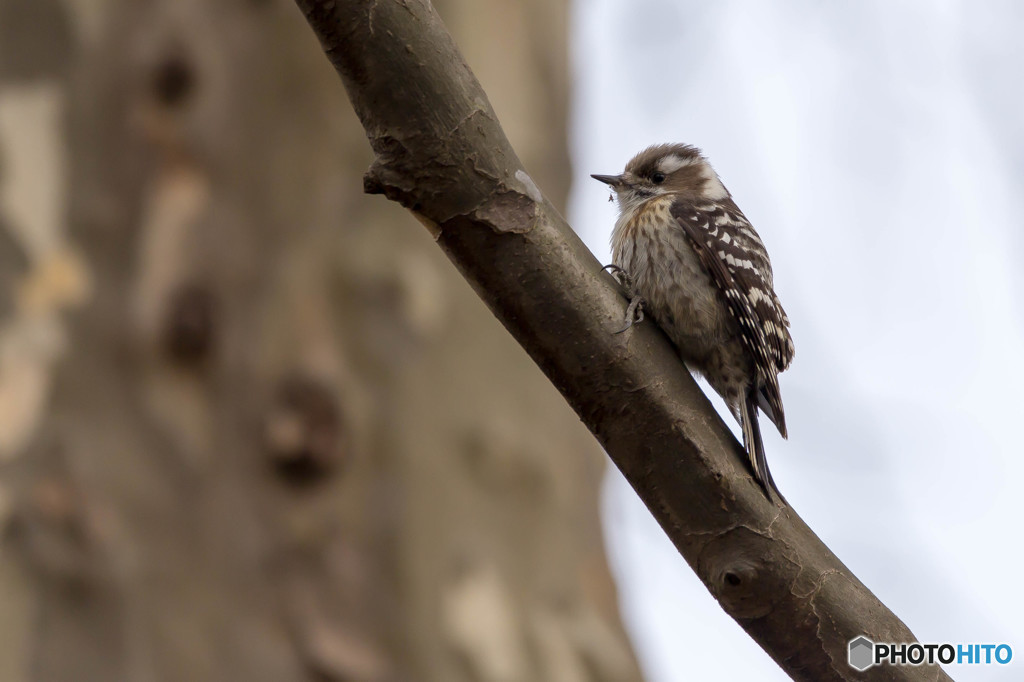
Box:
592;143;729;214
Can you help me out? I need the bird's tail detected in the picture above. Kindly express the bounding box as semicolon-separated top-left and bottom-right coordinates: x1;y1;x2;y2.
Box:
740;389;784;503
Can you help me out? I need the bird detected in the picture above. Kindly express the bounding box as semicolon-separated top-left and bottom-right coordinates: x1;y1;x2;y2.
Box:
592;143;794;500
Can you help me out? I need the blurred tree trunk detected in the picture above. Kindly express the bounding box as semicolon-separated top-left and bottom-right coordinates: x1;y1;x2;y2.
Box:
0;1;643;681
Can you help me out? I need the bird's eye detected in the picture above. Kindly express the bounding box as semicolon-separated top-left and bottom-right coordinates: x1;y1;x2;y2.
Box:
651;172;666;184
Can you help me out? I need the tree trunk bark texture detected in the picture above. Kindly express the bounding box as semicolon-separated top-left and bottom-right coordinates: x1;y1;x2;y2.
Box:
0;1;642;681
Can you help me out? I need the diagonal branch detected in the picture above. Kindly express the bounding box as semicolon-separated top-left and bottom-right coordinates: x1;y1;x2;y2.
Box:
293;1;949;680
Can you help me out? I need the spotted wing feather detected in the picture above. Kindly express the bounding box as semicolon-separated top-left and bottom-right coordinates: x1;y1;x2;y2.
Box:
669;201;791;437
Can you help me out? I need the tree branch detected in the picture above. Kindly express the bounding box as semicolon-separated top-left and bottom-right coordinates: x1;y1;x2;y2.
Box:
293;1;949;679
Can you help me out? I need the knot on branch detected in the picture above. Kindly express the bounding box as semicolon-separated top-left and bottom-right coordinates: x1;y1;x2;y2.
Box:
362;133;540;232
363;134;462;216
697;527;797;619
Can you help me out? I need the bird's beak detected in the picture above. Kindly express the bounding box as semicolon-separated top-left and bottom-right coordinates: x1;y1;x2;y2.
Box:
591;173;624;188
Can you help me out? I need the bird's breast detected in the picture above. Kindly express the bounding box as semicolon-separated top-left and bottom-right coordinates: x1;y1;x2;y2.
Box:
611;197;733;360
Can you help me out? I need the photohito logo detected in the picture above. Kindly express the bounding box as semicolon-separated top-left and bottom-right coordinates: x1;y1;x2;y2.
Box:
848;636;1013;671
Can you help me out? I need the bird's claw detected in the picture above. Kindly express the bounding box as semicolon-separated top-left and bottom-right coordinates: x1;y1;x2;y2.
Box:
601;264;632;290
602;264;644;334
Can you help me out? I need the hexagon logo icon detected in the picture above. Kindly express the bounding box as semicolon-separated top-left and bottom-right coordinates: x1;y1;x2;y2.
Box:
848;636;875;671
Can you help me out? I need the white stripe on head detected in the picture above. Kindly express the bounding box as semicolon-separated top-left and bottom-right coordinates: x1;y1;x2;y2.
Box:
657;154;696;174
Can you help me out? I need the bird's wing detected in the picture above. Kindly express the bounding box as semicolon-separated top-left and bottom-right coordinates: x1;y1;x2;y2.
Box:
670;200;792;436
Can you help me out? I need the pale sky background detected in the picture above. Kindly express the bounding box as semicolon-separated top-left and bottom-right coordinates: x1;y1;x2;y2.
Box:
568;1;1024;679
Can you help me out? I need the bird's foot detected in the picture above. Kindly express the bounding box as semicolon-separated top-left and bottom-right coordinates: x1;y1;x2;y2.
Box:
602;264;645;333
616;295;644;333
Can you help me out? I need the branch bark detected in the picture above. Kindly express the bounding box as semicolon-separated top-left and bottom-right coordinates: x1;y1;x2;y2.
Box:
293;1;949;680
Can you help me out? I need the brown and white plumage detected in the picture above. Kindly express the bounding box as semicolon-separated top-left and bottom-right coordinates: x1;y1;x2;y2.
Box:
593;144;794;499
